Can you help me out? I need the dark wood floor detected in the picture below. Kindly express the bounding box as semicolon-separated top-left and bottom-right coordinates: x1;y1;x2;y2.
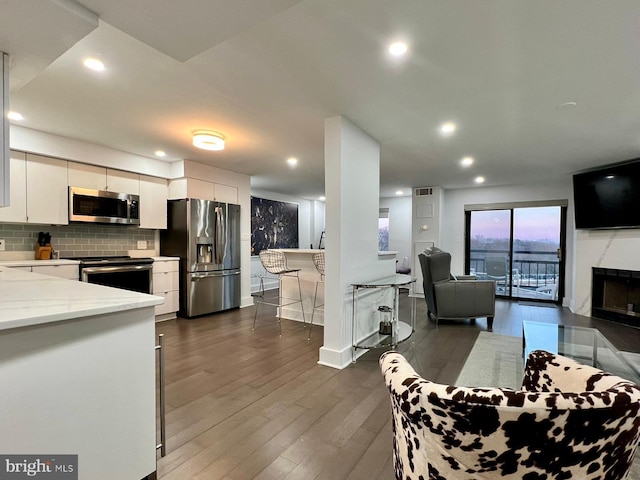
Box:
155;294;640;480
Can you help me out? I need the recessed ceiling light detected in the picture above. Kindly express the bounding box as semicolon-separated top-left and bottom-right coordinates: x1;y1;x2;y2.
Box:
83;57;105;71
474;176;485;184
287;157;298;167
7;111;23;121
439;122;457;136
154;150;166;158
460;156;474;167
319;196;326;201
192;131;225;151
388;41;408;57
395;190;404;195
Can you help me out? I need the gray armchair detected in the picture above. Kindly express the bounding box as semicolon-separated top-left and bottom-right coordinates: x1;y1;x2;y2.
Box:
419;248;496;328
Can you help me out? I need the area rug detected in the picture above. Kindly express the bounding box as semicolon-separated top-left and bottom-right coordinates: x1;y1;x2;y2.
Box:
455;331;640;479
455;332;524;389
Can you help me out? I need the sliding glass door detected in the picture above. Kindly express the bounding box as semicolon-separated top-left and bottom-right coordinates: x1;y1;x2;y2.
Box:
465;204;565;303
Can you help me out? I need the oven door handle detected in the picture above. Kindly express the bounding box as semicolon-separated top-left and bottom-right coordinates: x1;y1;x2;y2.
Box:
81;264;153;281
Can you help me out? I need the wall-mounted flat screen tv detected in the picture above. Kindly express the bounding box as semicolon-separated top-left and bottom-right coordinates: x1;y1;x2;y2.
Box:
573;158;640;229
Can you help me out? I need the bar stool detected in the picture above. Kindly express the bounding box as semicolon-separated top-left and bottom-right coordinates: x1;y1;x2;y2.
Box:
309;251;325;340
252;250;306;336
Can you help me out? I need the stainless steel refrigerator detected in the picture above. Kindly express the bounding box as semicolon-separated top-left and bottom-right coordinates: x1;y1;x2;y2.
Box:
160;198;241;317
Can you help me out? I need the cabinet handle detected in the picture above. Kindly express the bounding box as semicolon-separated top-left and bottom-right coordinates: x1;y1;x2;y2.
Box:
155;334;166;457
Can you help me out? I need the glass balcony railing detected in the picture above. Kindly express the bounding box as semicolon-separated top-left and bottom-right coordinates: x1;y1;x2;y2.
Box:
470;249;559;301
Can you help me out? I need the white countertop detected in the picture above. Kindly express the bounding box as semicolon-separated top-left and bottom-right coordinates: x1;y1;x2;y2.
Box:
0;259;80;267
271;249;324;254
0;267;164;332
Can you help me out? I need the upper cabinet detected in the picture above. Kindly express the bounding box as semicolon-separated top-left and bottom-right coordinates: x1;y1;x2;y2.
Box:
108;169;139;195
214;183;238;204
168;178;238;204
139;175;167;229
1;53;9;208
1;157;163;227
68;162;139;194
0;151;27;223
0;152;68;225
26;154;68;225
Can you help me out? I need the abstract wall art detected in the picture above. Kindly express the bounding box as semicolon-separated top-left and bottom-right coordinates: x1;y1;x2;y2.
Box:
250;197;299;255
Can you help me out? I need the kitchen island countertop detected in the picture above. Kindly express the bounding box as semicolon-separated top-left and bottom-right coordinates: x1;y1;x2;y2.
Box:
0;258;80;267
0;266;163;332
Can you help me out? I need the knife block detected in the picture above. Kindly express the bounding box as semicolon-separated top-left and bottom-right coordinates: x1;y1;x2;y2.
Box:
35;245;52;260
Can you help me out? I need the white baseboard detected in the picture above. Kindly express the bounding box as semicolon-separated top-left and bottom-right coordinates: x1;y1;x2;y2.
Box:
318;345;365;369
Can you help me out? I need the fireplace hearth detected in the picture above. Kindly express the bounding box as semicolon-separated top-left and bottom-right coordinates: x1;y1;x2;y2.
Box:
592;267;640;328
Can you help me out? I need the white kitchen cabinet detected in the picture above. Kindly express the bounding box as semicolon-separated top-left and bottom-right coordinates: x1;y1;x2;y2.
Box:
0;151;27;223
214;183;238;204
67;162;105;190
168;178;238;204
68;162;140;194
0;152;67;225
2;261;80;280
107;168;139;194
153;257;179;320
26;154;68;225
187;178;215;201
31;264;79;280
139;174;168;229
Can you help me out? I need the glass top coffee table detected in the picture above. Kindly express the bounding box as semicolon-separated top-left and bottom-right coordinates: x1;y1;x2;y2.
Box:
522;321;640;385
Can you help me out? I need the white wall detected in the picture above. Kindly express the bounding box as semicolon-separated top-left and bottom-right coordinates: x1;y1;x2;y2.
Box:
311;199;326;249
380;195;412;268
441;179;574;306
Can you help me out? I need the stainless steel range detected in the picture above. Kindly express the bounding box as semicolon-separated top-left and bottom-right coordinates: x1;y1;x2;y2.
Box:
67;256;154;294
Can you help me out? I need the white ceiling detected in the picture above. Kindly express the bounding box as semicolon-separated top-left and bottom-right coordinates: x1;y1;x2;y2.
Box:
2;0;640;199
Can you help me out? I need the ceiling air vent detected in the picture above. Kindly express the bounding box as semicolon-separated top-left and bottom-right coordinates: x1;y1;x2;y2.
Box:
414;187;433;197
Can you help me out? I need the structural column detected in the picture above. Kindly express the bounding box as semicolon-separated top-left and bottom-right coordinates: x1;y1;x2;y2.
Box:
319;116;394;369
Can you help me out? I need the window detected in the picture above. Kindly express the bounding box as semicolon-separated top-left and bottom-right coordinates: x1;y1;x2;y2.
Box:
379;208;389;251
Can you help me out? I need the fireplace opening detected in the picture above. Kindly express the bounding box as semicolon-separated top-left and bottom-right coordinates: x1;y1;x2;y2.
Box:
592;267;640;328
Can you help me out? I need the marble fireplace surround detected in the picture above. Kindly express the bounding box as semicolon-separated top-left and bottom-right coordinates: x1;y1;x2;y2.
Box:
592;267;640;327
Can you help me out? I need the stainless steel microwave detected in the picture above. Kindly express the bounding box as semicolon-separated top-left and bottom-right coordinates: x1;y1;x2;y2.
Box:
69;187;140;225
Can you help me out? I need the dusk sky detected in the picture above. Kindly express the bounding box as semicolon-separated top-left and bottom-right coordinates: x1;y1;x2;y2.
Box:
471;207;561;243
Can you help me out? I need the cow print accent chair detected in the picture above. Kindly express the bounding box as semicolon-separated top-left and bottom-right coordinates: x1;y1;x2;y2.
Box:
380;349;640;479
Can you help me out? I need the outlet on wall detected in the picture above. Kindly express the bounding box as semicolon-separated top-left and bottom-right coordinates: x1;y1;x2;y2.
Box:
0;239;5;251
137;240;147;250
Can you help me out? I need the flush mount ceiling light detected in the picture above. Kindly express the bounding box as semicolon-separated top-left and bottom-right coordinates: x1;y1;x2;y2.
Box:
192;131;225;151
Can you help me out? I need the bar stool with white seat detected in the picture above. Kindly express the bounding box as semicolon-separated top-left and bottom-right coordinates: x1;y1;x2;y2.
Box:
309;251;325;340
253;249;306;336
